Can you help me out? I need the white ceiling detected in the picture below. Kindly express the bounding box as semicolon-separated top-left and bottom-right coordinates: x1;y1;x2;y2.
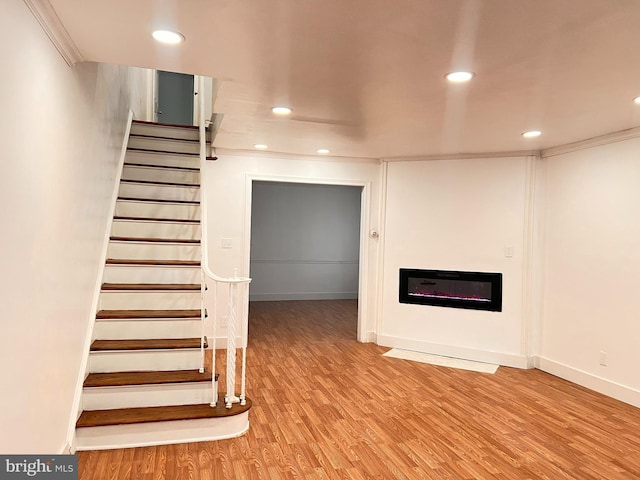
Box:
49;0;640;159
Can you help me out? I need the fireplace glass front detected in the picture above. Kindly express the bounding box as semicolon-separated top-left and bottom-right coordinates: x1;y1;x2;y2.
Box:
399;268;502;311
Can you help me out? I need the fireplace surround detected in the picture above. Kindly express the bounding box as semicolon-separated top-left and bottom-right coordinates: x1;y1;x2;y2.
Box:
399;268;503;312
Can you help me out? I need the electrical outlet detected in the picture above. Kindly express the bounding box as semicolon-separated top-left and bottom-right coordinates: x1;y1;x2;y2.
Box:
221;315;228;327
599;350;608;366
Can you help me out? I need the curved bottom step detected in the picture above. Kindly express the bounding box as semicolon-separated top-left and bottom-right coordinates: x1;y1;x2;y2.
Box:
76;401;251;451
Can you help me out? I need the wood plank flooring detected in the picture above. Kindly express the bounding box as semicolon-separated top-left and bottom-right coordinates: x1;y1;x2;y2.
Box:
78;300;640;479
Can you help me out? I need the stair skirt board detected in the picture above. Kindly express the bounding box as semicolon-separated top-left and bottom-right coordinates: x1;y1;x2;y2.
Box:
118;183;200;203
102;266;200;284
107;242;200;260
76;412;249;451
93;319;201;340
115;201;200;220
89;349;203;372
110;221;200;239
130;122;200;141
122;165;200;184
82;382;215;410
124;151;200;169
128;136;200;155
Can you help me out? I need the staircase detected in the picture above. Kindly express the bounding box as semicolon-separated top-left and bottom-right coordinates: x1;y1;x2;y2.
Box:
75;120;251;451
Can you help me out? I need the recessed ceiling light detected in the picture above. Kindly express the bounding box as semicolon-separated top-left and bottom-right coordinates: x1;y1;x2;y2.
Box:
445;71;474;83
522;130;542;138
152;30;185;45
271;106;292;115
254;144;268;150
316;149;330;154
634;96;640;105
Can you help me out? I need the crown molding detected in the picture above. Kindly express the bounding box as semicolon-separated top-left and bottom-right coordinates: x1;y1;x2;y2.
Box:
23;0;84;66
541;126;640;158
213;147;380;164
382;150;539;163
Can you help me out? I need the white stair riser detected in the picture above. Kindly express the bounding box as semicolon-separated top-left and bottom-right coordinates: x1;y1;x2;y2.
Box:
128;136;200;155
94;319;201;340
103;266;200;284
90;350;202;372
125;151;200;169
75;412;249;451
122;165;200;185
130;123;200;141
115;201;200;220
82;382;214;410
118;183;200;203
107;242;200;261
98;291;201;310
111;221;200;239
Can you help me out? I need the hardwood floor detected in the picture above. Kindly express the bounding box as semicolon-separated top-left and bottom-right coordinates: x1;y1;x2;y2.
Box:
78;300;640;479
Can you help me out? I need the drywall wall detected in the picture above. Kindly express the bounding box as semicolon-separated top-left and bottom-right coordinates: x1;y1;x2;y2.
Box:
0;0;150;453
540;138;640;406
379;156;534;367
250;181;362;301
203;151;381;340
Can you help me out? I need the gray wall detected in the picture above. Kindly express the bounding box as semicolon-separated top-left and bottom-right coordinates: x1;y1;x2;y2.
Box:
250;182;362;301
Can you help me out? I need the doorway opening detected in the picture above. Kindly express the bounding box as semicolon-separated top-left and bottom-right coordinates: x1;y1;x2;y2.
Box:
248;180;365;340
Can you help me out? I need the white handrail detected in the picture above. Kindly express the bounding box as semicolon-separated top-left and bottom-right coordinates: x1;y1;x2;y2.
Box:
197;76;251;409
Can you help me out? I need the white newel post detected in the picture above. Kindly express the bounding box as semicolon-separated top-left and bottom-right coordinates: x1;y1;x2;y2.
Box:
210;281;218;406
199;269;206;374
240;281;247;405
225;281;239;408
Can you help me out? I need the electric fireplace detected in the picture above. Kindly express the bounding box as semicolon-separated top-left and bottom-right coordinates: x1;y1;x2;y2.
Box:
399;268;502;312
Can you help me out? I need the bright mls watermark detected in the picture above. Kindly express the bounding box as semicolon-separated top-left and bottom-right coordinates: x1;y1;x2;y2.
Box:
0;455;77;479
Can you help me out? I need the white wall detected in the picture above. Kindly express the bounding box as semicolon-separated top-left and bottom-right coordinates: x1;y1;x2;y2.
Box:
250;182;362;301
379;156;535;367
539;138;640;406
204;151;381;339
0;0;150;453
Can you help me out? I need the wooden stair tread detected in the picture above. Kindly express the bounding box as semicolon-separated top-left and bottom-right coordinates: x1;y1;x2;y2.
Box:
114;215;200;224
106;259;200;267
102;283;200;291
132;120;199;130
129;133;199;144
97;309;201;319
109;236;200;244
127;147;199;157
117;196;200;205
90;337;207;351
124;162;199;172
76;400;252;428
83;369;216;387
121;178;200;188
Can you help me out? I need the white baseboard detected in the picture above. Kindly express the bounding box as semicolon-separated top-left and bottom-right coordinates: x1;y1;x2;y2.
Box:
376;334;530;369
249;292;358;301
60;437;75;455
535;356;640;408
363;331;377;343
